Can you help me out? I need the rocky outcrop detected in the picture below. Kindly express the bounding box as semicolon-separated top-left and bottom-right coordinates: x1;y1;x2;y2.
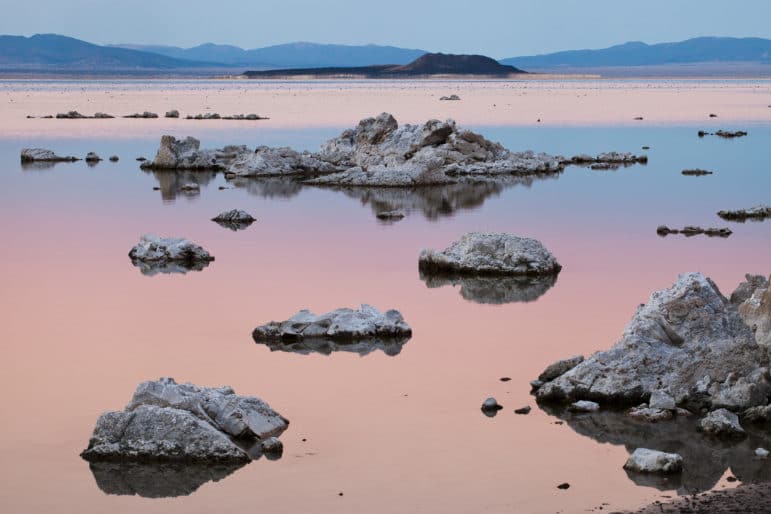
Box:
253;304;412;343
623;448;683;474
225;146;338;178
81;377;288;463
717;206;771;222
697;408;747;438
738;275;771;348
418;232;562;277
656;225;732;237
211;209;256;231
534;273;771;411
128;234;214;275
20;148;79;163
140;136;221;170
420;272;558;304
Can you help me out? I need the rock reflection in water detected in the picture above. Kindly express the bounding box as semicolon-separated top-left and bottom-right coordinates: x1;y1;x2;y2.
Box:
256;336;411;357
540;406;771;494
228;176;304;200
88;460;247;498
144;170;217;202
21;160;58;171
420;271;558;304
130;258;212;276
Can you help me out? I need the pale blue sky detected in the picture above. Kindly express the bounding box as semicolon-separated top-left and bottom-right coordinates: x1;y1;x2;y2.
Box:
2;0;770;57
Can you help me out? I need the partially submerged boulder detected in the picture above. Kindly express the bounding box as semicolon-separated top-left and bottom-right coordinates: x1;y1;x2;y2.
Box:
656;225;732;237
20;148;79;163
211;209;256;231
697;408;747;438
128;234;214;275
624;448;683;474
534;273;771;411
81;377;288;463
253;304;411;343
418;232;562;276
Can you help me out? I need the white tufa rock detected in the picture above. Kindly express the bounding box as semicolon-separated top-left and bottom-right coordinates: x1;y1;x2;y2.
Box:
623;448;683;474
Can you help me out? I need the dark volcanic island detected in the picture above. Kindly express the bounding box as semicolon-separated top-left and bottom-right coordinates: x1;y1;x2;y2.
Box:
243;53;526;79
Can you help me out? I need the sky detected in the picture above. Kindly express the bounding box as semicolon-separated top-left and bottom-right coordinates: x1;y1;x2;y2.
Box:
2;0;770;58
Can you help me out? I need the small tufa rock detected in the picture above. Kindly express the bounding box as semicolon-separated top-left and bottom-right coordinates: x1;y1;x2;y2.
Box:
697;409;747;439
755;448;769;459
376;210;406;221
623;448;683;474
109;155;119;162
253;305;412;343
124;111;159;119
482;397;503;413
419;232;562;277
165;110;180;118
557;483;570;490
514;406;531;415
568;400;600;413
20;148;79;163
211;209;256;231
656;225;732;238
260;437;283;456
128;235;214;276
717;206;771;222
681;169;713;176
439;94;461;101
85;152;102;163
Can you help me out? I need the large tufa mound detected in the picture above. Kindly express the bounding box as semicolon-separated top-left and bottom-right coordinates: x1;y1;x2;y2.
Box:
81;377;289;463
534;272;771;411
418;232;562;276
141;113;566;186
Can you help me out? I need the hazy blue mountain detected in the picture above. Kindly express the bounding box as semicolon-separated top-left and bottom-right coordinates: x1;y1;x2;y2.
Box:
501;37;771;68
0;34;220;70
113;41;428;68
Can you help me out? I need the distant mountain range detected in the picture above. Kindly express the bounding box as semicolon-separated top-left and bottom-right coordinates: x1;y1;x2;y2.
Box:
243;53;524;78
1;34;770;75
501;37;771;69
112;41;427;69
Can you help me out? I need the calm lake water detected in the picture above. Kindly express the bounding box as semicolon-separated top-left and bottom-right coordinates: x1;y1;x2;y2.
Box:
0;121;769;513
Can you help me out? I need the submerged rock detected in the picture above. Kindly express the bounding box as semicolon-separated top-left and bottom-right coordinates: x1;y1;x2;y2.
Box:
128;234;214;275
420;272;558;304
418;232;562;277
20;148;79;163
535;272;771;410
717;206;771;222
81;377;288;463
698;408;747;438
211;209;256;231
624;448;683;474
253;304;411;343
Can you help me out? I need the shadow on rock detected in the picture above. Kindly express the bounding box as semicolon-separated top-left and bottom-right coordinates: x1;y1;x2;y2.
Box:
420;270;558;304
88;460;247;498
539;405;771;494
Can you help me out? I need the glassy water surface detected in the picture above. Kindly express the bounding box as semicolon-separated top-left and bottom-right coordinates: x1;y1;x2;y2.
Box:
0;123;769;513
